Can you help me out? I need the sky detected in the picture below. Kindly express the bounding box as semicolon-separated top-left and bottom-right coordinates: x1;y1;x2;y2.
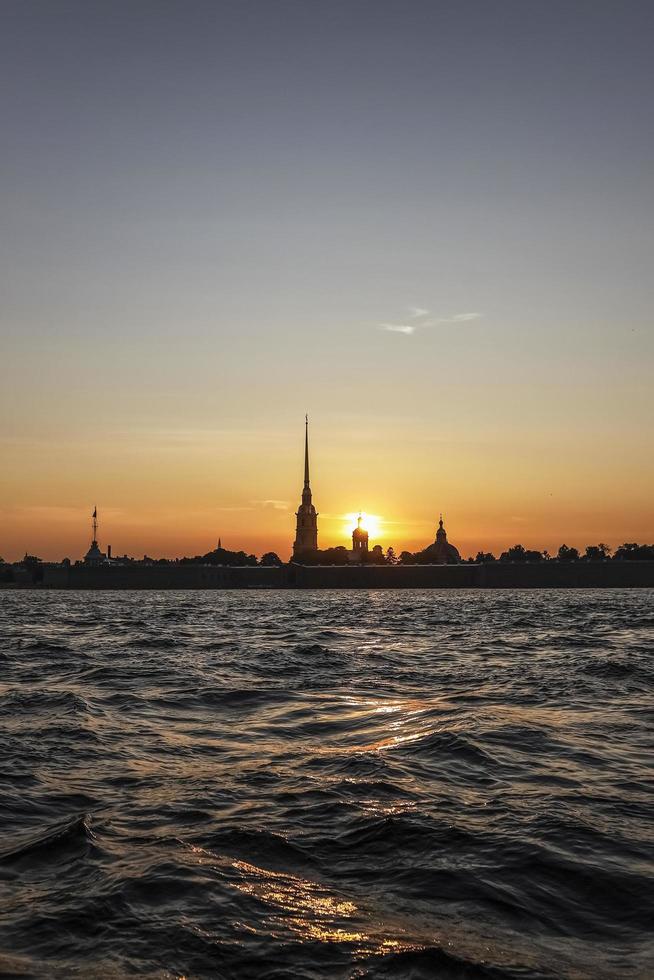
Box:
1;0;653;561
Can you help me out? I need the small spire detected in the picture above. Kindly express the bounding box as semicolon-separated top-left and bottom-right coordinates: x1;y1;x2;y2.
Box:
218;537;222;550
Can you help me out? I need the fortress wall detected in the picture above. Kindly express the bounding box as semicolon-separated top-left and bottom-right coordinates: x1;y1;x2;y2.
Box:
55;564;285;590
289;562;654;589
286;563;479;588
478;561;654;589
36;560;654;590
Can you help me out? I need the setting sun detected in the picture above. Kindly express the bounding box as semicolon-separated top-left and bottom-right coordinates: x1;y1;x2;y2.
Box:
343;512;383;543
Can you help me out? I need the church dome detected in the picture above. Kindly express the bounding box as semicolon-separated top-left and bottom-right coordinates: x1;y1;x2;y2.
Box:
352;514;369;541
421;515;460;564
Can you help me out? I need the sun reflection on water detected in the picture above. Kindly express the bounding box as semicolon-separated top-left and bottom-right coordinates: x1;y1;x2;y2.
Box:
230;859;414;952
186;843;414;954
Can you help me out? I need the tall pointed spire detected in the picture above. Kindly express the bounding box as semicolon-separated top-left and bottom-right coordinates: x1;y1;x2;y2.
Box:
293;415;318;558
304;414;310;488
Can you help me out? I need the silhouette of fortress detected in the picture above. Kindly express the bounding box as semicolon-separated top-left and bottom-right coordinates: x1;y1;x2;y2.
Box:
6;416;653;590
292;417;460;564
78;418;459;568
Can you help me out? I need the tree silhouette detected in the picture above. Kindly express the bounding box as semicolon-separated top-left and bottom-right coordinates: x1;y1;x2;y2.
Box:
500;544;526;562
365;545;386;565
182;547;257;567
475;551;496;563
613;542;654;561
259;552;283;566
557;544;579;561
499;545;544;562
584;543;611;561
295;547;350;566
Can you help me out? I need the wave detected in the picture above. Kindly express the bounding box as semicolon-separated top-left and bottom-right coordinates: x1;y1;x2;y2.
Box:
355;944;552;979
293;643;334;656
581;657;653;682
16;639;73;653
0;689;91;716
191;825;315;873
0;813;95;865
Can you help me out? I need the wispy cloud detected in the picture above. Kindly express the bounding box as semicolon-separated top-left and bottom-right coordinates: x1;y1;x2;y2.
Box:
423;312;483;326
378;309;483;336
379;323;416;335
449;312;482;323
252;499;290;511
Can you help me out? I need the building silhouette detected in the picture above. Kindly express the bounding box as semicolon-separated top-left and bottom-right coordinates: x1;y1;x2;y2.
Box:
426;515;461;564
292;416;318;558
350;513;369;562
84;507;107;564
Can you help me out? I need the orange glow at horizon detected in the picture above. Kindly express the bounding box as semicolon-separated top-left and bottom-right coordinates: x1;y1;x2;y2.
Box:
342;512;383;542
0;410;652;564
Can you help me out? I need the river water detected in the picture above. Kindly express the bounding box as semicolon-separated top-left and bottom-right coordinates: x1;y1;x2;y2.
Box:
0;589;652;979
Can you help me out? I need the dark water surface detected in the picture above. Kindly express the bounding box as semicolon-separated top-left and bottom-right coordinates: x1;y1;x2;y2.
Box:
0;589;652;979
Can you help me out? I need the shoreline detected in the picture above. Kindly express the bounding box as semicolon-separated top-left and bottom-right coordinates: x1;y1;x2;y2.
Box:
3;561;654;590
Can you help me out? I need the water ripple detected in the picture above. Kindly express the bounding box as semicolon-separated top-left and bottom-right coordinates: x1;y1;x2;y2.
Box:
0;588;652;978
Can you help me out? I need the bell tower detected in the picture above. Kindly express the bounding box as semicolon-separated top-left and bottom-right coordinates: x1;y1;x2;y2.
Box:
351;513;369;560
292;416;318;557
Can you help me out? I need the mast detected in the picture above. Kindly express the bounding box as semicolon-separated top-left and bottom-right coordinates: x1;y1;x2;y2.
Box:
92;506;98;544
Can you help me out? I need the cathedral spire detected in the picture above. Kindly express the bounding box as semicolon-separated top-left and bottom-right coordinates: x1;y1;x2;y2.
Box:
304;414;310;488
293;415;318;558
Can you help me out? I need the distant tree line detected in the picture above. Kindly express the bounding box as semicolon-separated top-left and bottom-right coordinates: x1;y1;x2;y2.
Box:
297;542;654;565
398;547;457;565
180;546;262;567
293;545;392;565
469;543;654;563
